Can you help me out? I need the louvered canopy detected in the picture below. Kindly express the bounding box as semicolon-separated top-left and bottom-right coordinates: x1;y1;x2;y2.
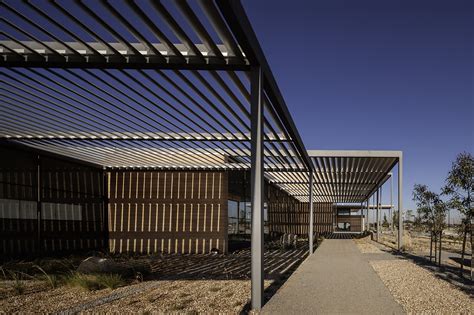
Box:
0;0;313;201
268;151;401;203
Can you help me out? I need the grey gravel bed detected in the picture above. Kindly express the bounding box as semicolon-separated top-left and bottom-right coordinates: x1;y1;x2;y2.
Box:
370;260;472;314
56;281;161;315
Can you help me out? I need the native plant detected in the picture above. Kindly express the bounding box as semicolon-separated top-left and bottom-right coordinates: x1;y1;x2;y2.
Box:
442;152;473;278
413;184;448;265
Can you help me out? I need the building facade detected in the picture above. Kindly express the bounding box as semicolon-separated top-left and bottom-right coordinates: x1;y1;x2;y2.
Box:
1;145;357;258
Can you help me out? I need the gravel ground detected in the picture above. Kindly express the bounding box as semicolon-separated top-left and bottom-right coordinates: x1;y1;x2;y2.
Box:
0;243;308;313
0;280;48;299
0;279;273;314
370;260;472;314
354;237;382;253
91;279;273;313
0;283;119;313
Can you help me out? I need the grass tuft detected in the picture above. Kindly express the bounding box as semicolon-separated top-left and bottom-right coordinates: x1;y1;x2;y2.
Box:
95;274;125;290
64;273;125;291
65;273;102;291
33;265;60;289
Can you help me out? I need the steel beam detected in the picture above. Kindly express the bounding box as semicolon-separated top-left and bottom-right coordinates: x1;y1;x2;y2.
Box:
398;156;403;250
250;66;264;311
216;0;314;172
0;56;250;71
309;171;314;254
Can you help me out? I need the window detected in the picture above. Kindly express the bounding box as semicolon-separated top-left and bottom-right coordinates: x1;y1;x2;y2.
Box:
228;200;268;235
228;200;239;234
0;198;37;219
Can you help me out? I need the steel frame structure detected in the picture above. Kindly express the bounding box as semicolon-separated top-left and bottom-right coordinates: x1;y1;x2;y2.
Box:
0;0;314;310
0;1;404;310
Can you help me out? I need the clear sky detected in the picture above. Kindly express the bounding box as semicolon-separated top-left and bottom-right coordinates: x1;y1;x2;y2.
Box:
242;0;473;221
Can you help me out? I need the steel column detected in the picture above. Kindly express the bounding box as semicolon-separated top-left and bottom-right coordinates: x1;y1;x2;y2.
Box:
390;173;393;230
250;66;264;310
398;156;403;250
366;198;370;231
376;188;380;241
36;154;42;253
309;171;314;254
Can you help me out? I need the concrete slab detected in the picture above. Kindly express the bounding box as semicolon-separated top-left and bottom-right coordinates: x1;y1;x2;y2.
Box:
262;239;405;314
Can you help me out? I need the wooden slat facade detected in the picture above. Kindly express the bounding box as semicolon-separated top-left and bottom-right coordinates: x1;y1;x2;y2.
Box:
0;146;106;257
267;185;335;236
107;171;228;254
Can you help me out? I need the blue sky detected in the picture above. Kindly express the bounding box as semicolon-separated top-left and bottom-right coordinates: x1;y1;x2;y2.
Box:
243;0;473;220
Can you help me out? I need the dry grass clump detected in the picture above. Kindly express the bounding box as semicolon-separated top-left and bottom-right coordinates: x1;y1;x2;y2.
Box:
370;260;472;314
65;273;125;291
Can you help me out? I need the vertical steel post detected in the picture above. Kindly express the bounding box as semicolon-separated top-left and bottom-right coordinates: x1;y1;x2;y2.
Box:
360;202;363;232
398;156;403;250
250;67;264;310
102;171;109;251
380;185;383;234
372;194;376;231
390;173;393;230
309;171;314;253
367;197;370;231
36;154;42;253
376;188;380;241
366;198;369;231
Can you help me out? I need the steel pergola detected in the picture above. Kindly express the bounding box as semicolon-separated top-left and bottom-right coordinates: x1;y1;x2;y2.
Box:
0;0;316;309
267;150;404;250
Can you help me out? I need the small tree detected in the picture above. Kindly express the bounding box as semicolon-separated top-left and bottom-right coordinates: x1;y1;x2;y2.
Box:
382;213;389;227
443;152;473;278
413;184;448;265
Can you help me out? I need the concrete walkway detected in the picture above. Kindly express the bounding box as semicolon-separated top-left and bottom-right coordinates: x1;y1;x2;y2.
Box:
262;239;404;314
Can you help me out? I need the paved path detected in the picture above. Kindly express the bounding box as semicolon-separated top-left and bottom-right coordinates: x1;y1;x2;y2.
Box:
262;239;404;314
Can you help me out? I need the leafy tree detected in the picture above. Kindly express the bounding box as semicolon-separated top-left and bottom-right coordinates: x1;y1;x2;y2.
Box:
443;152;473;278
413;184;448;264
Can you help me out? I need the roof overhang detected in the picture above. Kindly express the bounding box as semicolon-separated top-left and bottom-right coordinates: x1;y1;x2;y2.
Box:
0;0;312;184
268;150;401;203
